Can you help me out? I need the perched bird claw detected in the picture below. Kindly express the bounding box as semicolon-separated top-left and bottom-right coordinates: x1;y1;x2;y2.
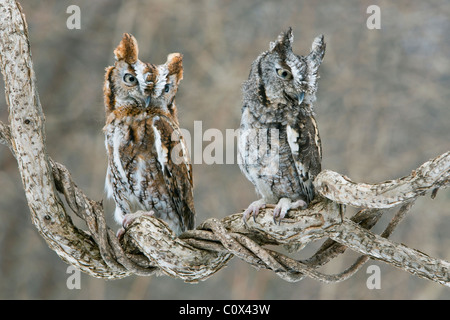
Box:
272;198;307;224
242;199;266;225
122;210;155;229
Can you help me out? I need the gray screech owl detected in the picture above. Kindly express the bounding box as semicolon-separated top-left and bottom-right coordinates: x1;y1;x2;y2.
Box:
238;28;325;223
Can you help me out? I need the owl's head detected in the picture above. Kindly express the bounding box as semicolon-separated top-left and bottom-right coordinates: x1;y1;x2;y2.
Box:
104;33;156;112
151;53;183;115
249;28;325;108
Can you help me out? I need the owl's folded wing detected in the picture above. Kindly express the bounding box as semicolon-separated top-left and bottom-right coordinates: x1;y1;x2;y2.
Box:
286;114;322;203
152;115;195;230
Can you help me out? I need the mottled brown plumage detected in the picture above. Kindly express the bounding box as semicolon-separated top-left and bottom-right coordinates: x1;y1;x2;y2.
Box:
103;33;194;236
238;28;325;222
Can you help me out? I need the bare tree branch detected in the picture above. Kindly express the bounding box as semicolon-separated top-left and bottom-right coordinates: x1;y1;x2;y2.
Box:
0;0;449;287
0;0;127;279
329;219;450;286
315;152;450;208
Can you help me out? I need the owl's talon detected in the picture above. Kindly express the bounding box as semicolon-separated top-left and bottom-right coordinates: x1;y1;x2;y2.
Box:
273;198;307;224
116;227;126;240
243;199;266;224
122;211;155;229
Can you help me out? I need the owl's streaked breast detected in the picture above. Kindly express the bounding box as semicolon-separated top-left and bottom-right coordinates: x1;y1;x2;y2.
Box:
239;108;305;202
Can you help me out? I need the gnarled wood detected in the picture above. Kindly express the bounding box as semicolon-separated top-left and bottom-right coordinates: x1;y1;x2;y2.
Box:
0;0;126;280
314;152;450;208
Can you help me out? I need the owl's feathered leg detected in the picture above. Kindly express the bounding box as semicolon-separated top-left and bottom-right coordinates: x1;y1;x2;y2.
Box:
273;198;307;224
242;198;267;224
114;206;126;225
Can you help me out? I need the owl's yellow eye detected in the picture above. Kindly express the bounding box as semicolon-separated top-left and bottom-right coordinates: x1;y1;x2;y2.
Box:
276;68;292;80
123;73;138;86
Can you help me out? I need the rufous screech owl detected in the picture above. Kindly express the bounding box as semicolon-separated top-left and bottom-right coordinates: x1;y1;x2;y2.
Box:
238;28;325;223
103;33;195;236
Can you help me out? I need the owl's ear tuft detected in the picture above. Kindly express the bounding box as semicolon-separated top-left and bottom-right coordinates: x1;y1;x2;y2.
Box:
269;27;294;52
307;34;326;64
114;33;139;64
305;35;326;96
166;53;183;83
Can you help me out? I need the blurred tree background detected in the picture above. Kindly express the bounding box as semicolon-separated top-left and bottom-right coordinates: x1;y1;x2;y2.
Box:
0;0;449;299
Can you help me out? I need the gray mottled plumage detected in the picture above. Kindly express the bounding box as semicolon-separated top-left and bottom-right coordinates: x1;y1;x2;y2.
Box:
238;28;325;222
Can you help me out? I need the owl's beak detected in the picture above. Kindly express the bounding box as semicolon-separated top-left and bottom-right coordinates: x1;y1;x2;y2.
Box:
297;92;305;105
145;96;151;108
